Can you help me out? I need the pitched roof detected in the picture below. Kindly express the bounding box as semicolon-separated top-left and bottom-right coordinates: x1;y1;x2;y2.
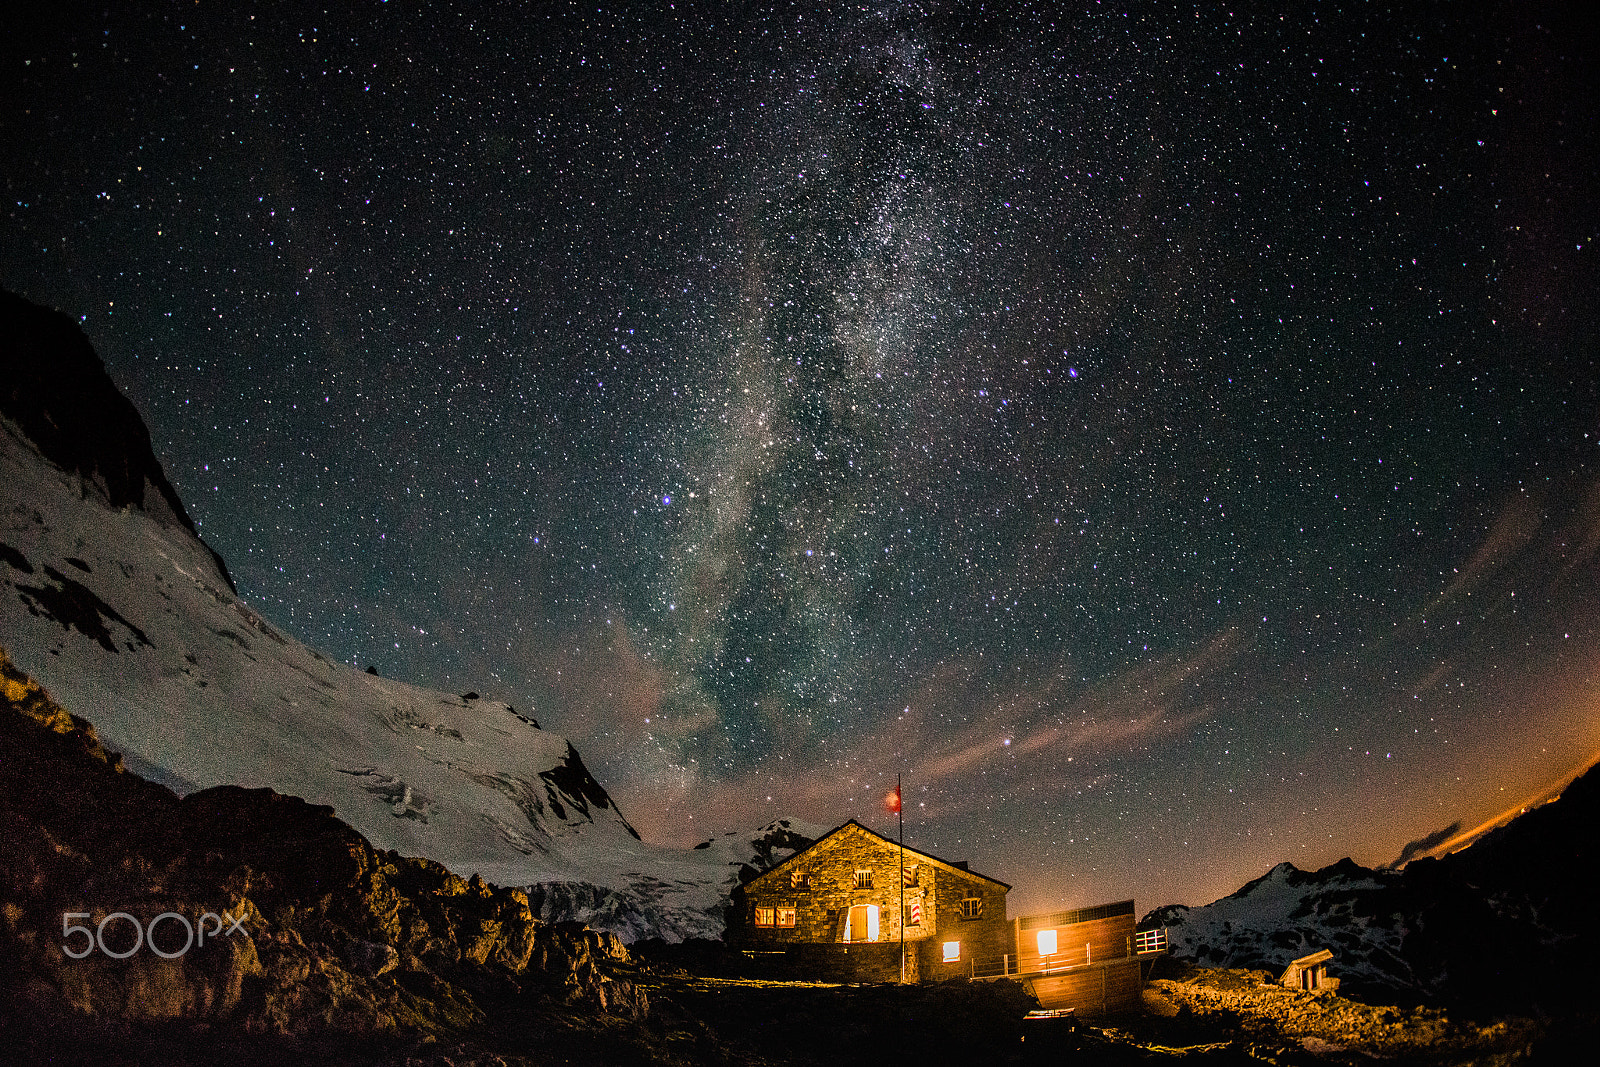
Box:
748;819;1012;890
1286;948;1335;969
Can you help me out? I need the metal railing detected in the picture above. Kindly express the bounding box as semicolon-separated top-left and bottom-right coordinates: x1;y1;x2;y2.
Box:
970;944;1091;979
970;954;1016;979
968;928;1168;979
1134;928;1169;955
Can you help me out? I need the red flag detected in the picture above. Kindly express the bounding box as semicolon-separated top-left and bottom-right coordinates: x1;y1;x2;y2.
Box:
885;785;902;813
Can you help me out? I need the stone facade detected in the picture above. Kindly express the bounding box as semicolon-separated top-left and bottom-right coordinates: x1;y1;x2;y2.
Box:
729;820;1010;984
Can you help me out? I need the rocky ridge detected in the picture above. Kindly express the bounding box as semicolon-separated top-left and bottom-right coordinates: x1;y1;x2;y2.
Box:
0;289;233;590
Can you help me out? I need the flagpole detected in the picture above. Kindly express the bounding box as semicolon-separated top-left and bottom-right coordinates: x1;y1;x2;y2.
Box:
898;772;905;984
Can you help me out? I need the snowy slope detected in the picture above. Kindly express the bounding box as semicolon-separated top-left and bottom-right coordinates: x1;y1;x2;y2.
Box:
0;412;643;887
0;291;818;940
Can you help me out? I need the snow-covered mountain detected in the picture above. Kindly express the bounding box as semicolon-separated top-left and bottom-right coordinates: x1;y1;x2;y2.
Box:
0;289;814;940
522;818;827;943
1142;761;1600;1011
1142;860;1417;995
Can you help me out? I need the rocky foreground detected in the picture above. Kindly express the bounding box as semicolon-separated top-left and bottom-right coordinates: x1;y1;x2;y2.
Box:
1103;961;1587;1065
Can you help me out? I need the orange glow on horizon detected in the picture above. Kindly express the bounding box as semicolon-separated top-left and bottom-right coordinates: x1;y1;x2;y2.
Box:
1416;744;1600;863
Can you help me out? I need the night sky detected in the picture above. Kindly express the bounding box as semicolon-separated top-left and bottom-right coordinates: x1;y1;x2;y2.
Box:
4;1;1598;913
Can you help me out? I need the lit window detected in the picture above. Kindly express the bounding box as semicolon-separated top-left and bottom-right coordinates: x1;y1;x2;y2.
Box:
854;869;873;889
754;907;775;927
843;903;880;942
777;907;797;928
790;869;809;889
943;941;961;962
958;897;985;921
1037;929;1058;956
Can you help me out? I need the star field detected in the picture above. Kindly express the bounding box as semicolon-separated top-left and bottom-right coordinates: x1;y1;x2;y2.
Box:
3;0;1598;911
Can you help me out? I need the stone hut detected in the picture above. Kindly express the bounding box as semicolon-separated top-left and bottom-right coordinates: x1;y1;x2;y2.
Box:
1279;948;1339;992
728;820;1011;983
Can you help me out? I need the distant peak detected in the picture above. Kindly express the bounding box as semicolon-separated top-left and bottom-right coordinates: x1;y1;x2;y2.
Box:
0;289;234;592
1224;861;1303;899
1317;857;1373;879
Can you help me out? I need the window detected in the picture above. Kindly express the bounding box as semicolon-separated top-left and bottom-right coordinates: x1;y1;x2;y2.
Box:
943;941;961;962
754;907;775;927
843;904;879;942
958;897;985;921
903;864;919;887
776;907;797;928
854;869;873;889
1036;929;1058;956
790;869;809;889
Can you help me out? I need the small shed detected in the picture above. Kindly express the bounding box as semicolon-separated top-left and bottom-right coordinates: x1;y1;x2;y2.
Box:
1279;948;1339;992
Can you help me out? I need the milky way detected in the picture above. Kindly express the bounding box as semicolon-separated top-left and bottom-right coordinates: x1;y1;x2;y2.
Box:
3;1;1597;911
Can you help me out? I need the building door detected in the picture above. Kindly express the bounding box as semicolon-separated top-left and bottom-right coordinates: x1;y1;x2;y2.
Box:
844;904;880;942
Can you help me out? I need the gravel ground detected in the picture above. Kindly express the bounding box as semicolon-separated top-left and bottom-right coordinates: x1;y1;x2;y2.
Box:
1109;963;1558;1065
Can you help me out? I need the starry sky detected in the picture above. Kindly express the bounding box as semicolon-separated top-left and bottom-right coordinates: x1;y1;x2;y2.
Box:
4;1;1598;914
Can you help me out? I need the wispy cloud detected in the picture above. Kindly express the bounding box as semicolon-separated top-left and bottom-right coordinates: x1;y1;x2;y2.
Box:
1384;819;1462;869
1427;490;1544;612
1553;476;1600;586
1409;660;1453;699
